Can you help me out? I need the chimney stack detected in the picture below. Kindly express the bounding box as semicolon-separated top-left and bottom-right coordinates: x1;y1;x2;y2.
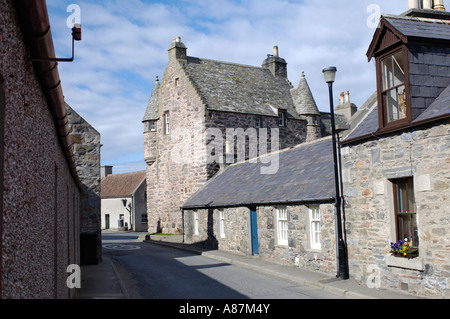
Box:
262;46;288;78
168;36;187;62
102;166;113;178
335;91;357;123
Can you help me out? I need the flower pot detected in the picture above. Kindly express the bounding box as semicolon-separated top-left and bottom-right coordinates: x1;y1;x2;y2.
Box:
390;249;419;259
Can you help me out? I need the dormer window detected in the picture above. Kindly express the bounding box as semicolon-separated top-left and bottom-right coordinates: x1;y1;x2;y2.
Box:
381;50;407;124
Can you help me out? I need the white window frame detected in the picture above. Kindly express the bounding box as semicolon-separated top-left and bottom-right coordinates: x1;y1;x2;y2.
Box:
164;111;170;135
278;111;286;127
150;121;157;132
219;209;225;238
309;206;321;250
193;211;199;236
276;207;288;246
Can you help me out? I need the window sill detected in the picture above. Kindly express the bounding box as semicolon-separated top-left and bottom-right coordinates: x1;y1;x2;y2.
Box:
386;254;424;271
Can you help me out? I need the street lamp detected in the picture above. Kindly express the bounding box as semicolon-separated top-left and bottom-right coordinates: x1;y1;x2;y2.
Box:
322;66;349;280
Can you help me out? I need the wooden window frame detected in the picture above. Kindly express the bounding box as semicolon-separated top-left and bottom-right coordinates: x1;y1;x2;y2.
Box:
392;178;419;251
376;45;412;130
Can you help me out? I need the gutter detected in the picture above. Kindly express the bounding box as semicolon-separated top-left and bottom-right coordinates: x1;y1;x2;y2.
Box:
340;113;450;146
181;196;335;211
15;0;82;191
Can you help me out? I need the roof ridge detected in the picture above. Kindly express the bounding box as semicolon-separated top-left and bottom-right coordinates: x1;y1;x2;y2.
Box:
187;56;266;71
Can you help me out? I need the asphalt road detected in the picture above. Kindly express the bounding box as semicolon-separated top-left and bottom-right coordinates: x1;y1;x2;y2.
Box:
102;232;345;299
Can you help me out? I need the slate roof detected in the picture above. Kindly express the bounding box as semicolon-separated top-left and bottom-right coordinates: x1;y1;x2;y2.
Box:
342;84;450;143
142;77;160;122
182;137;335;209
291;72;320;116
384;12;450;42
414;84;450;122
101;171;146;199
183;57;300;119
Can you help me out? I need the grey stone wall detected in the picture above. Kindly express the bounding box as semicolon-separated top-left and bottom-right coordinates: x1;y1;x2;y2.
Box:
0;0;81;299
341;119;450;298
145;54;208;234
67;105;102;264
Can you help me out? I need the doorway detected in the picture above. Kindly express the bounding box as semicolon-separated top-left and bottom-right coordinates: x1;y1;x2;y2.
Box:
250;208;259;256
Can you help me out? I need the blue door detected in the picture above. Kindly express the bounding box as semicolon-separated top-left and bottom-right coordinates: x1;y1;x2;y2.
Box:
250;209;259;255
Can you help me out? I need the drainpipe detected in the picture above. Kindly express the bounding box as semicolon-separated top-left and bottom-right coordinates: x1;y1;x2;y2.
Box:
14;0;82;191
181;208;185;243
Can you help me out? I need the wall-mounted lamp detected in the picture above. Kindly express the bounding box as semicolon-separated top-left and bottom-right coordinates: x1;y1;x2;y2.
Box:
32;24;82;62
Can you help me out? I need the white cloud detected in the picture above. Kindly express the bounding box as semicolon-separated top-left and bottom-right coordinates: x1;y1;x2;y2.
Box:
47;0;450;173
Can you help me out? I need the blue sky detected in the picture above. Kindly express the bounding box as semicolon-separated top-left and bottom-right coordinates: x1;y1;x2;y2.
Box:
46;0;450;174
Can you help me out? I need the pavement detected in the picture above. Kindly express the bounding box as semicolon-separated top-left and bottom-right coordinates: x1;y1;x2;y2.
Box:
75;232;428;300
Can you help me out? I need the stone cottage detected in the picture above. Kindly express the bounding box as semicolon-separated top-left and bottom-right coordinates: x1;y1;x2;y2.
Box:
1;0;83;298
182;137;340;274
340;3;450;298
142;38;343;235
101;168;147;232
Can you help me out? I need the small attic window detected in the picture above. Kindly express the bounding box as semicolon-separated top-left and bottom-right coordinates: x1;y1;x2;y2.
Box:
175;78;180;87
278;111;286;127
256;116;263;128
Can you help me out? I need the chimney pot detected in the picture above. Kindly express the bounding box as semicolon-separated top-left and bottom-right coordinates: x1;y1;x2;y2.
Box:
102;166;113;178
408;0;420;9
273;46;279;57
340;92;345;105
423;0;433;9
345;91;350;103
433;0;446;10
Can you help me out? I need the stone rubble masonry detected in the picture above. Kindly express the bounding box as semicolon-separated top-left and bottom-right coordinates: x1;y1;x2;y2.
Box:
184;204;337;275
341;119;450;298
1;0;81;299
67;105;102;264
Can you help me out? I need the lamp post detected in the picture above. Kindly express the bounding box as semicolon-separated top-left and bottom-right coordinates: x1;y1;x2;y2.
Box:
322;66;349;280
